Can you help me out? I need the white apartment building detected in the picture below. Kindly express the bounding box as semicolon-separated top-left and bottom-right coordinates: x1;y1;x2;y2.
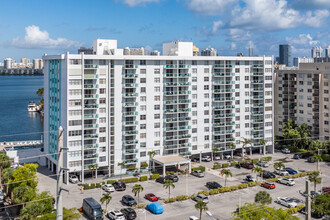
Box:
43;39;274;183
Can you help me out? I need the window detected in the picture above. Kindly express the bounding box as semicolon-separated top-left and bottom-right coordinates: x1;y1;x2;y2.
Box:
69;110;81;116
140;78;146;83
99;127;106;133
204;119;209;123
99;118;106;123
192;128;197;133
140;133;146;138
192;94;197;99
154;96;160;101
204;68;209;73
154;123;160;128
140;96;146;101
140;60;146;65
235;84;240;89
192;85;197;90
69;120;82;126
265;84;272;88
100;98;106;104
204;110;209;115
236;76;240;81
192;111;197;116
204;135;209;140
204;77;209;82
204;102;209;107
192;61;197;65
140;105;146;111
245;76;249;80
154;69;160;74
99;79;106;84
204;144;209;149
192;68;197;73
140;124;146;129
245;123;249;128
154;78;160;83
245;92;249;96
68;130;82;136
69;79;81;85
192;77;197;82
154;105;160;110
140;115;146;120
99;137;106;142
154;114;160;119
155;87;160;92
69;89;81;96
204;127;209;132
154;132;160;137
235;92;240;97
245;107;249;112
204;93;209;98
235;68;240;73
100;88;106;94
192;137;197;142
69;140;81;147
69;100;81;107
245;115;249;120
141;87;146;93
245;100;249;104
245;84;249;88
154;141;160;146
192;102;197;107
204;85;209;90
140;69;146;74
140;152;146;157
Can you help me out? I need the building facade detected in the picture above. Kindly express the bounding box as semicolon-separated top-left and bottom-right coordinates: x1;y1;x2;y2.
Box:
43;39;274;182
279;44;292;67
312;47;323;58
274;63;330;140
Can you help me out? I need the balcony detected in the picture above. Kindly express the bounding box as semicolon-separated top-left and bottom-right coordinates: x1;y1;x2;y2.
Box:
123;102;139;107
179;73;191;77
164;64;177;69
84;74;99;79
84;124;99;129
84;153;99;159
178;82;191;86
165;134;191;140
251;80;264;84
123;64;139;69
123;159;138;164
251;88;263;91
123;74;138;78
213;64;225;68
84;104;99;109
84;114;98;119
123;140;139;145
165;116;191;122
84;64;99;69
178;64;191;69
165;91;191;95
124;130;139;135
84;84;98;89
123;111;138;116
252;119;264;123
251;96;264;99
213;89;235;93
84;94;99;99
252;65;264;68
164;73;178;78
123;93;138;97
123;121;139;126
124;83;139;88
84;144;98;149
251;72;263;76
124;149;139;154
84;134;98;139
214;122;225;127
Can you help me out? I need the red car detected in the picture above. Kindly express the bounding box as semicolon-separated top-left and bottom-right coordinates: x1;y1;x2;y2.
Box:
145;193;158;202
322;187;330;194
261;182;276;189
241;162;254;169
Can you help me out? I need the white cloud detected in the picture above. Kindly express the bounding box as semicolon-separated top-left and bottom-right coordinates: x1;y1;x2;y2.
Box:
304;10;330;28
230;42;237;50
11;25;81;50
291;0;330;9
212;20;223;34
186;0;238;15
286;34;319;45
227;28;251;41
121;0;159;7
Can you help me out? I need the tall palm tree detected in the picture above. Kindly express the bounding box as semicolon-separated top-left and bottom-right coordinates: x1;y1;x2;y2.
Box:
313;154;323;171
195;200;208;220
212;148;218;161
240;138;252;159
259;138;266;155
163;180;175;200
88;164;98;178
132;184;144;206
221;169;232;187
297;123;311;148
100;192;112;211
274;161;285;171
309;140;324;151
309;171;322;192
148;151;156;172
117;162;125;178
252;166;263;180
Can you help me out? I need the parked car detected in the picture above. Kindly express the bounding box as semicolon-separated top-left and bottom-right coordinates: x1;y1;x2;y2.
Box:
262;171;276;179
145;193;158;202
274;169;289;176
191;158;200;162
224;154;231;160
282;148;291;154
293;154;301;159
0;190;4;201
107;210;125;220
120;208;137;220
121;195;137;206
102;184;115;192
245;175;257;182
193;194;209;203
69;175;79;184
307;156;316;163
146;202;163;214
82;197;104;220
206;181;222;189
113;181;126;191
277;178;295;186
256;161;269;167
275;197;297;208
322;187;330;194
10;163;19;169
241;162;254;169
191;170;205;178
285;167;298;174
156;177;166;184
166;174;179;182
214;156;221;160
300;190;320;199
299;207;325;219
201;156;211;162
261;182;276;189
187;216;199;220
0;201;4;212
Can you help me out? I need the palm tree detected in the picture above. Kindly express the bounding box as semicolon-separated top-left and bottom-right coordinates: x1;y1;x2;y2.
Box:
148;151;156;172
297;123;311;148
252;166;263;180
259;138;266;155
274;161;285;171
240;138;252;159
309;140;324;151
313;154;323;171
212;148;218;161
309;171;322;192
132;184;144;206
195;200;208;220
100;192;112;211
117;162;125;178
88;164;98;178
221;169;232;187
163;180;175;200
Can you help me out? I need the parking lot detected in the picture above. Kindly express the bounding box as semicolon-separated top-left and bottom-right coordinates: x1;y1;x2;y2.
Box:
37;152;330;220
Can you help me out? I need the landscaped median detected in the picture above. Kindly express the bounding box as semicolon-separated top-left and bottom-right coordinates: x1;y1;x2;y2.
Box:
83;174;160;190
212;157;272;170
164;170;315;204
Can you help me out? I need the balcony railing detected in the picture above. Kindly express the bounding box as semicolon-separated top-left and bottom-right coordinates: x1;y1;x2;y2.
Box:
84;94;99;99
84;114;98;119
84;64;99;69
84;74;99;79
84;84;98;89
84;144;98;149
84;104;99;109
123;64;139;69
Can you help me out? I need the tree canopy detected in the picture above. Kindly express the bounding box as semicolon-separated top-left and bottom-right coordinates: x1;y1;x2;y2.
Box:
254;191;272;205
9;163;38;190
312;193;330;216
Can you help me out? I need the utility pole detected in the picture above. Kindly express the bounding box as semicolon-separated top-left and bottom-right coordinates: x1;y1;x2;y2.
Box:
305;180;311;220
56;126;68;220
317;148;320;171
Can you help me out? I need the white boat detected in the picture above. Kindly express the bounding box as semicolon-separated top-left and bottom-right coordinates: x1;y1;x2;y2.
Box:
27;102;40;112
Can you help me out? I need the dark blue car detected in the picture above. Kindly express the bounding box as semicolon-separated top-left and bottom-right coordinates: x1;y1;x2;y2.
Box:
285;168;298;174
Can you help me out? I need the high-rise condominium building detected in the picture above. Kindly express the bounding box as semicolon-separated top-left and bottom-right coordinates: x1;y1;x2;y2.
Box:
326;46;330;58
293;56;314;67
279;44;292;67
274;63;330;140
21;57;30;66
312;47;323;58
43;39;274;182
33;59;44;69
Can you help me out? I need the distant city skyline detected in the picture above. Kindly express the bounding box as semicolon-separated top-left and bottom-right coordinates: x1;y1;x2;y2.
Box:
1;0;330;60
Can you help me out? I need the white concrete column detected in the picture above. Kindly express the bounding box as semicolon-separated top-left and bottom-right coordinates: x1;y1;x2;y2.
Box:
95;169;98;179
231;150;233;159
259;147;262;154
263;145;266;155
178;164;181;169
188;162;191;173
163;164;166;176
152;160;155;172
221;153;223;160
199;152;202;163
250;148;252;156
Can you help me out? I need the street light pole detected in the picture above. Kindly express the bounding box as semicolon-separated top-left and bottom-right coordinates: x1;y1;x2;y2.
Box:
56;126;64;220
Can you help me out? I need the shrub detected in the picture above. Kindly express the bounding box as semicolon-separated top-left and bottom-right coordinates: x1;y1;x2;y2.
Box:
209;189;219;195
255;181;262;186
230;162;237;167
128;165;136;171
138;203;147;209
265;178;279;182
307;171;315;175
198;191;209;196
286;207;298;215
252;159;259;164
176;195;188;201
248;182;257;187
83;184;90;190
165;198;176;203
245;160;252;163
238;183;249;189
219;187;231;193
238;160;244;165
90;183;96;189
120;177;139;183
213;164;221;169
230;185;239;191
150;174;160;180
321;154;330;162
139;176;148;182
107;180;116;184
222;163;229;168
262;156;272;162
140;162;148;169
96;183;101;188
188;193;195;199
192;166;205;172
101;181;105;185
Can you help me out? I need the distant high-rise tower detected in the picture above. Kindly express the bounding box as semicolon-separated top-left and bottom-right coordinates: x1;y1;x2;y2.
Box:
279;44;292;66
311;47;323;58
325;46;330;58
249;47;253;56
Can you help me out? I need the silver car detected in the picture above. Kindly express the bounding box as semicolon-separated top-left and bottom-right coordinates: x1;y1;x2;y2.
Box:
191;170;205;178
107;210;125;220
275;197;297;208
102;184;115;192
277;178;295;186
193;194;209;203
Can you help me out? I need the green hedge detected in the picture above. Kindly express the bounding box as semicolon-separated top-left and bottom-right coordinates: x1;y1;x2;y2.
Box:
261;156;272;162
252;159;259;164
238;183;249;189
120;177;139;183
192;166;205;172
96;183;101;188
176;195;188;201
90;183;96;189
165;197;176;203
238;160;244;164
213;164;221;169
139;176;148;181
83;184;89;190
107;180;116;184
198;190;209;196
222;163;229;168
321;154;330;162
101;181;105;185
230;162;237;167
150;174;160;180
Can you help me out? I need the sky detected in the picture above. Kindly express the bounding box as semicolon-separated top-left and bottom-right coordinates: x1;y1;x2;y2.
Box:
0;0;330;61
